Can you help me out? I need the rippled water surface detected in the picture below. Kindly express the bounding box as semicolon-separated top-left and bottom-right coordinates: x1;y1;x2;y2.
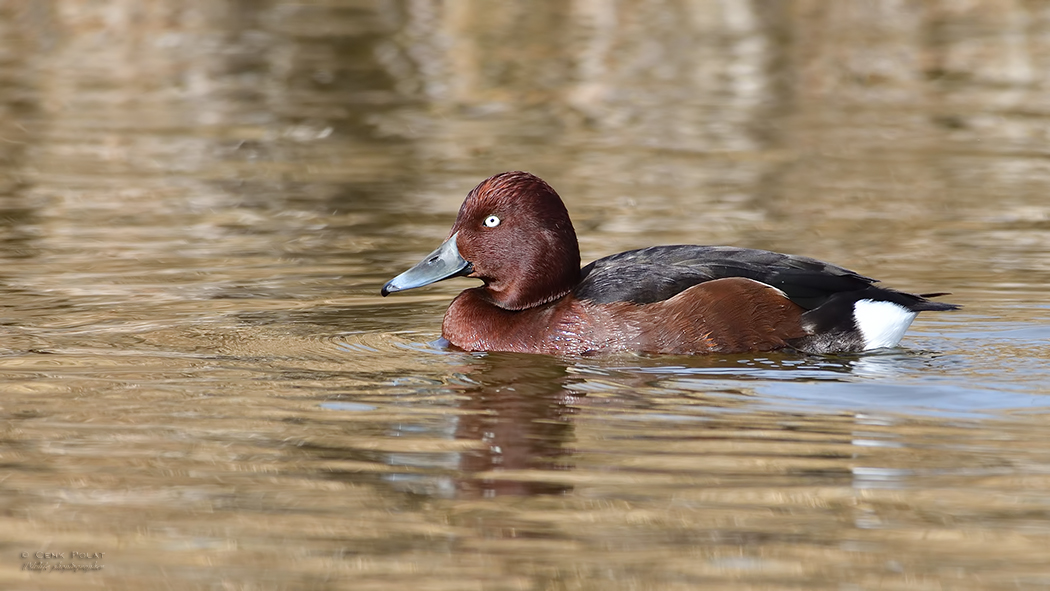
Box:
2;2;1050;590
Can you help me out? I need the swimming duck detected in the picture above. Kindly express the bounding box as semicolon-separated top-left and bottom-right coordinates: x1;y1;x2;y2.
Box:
382;171;958;355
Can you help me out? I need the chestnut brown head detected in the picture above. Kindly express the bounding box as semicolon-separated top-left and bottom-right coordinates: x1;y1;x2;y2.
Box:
382;172;581;310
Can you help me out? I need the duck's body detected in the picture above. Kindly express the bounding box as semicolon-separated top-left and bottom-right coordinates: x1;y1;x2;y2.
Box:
442;275;805;355
382;172;958;356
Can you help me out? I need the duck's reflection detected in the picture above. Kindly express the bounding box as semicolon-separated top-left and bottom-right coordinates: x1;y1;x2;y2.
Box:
377;349;857;499
451;352;579;498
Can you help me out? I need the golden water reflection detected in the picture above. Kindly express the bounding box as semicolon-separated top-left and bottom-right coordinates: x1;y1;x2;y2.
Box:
1;0;1050;589
3;338;1048;589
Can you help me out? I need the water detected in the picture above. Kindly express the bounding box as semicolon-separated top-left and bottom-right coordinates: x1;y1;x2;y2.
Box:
2;1;1049;589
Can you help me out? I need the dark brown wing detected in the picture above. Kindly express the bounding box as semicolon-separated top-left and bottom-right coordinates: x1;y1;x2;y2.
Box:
574;245;956;313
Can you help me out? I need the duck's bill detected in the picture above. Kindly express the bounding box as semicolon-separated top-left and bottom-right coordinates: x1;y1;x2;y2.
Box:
381;232;473;296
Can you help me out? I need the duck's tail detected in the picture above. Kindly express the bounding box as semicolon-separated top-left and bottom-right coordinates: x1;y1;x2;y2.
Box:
788;288;959;353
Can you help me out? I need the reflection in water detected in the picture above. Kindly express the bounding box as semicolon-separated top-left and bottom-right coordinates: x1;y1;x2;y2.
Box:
452;353;578;498
322;352;580;499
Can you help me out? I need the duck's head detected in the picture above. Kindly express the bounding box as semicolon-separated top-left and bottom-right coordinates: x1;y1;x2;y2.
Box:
382;171;581;310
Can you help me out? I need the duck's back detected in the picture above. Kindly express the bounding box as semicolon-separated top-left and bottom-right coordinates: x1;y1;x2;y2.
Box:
574;245;958;353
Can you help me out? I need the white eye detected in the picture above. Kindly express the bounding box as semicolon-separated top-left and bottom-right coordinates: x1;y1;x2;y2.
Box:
483;215;501;228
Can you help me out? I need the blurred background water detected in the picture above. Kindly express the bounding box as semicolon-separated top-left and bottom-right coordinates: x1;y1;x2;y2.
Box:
1;1;1049;589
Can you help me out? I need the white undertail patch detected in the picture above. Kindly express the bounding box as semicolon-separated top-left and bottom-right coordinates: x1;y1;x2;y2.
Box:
853;299;918;350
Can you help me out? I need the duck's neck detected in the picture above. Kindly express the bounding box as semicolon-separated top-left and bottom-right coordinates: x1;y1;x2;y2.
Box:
482;232;581;311
482;272;578;310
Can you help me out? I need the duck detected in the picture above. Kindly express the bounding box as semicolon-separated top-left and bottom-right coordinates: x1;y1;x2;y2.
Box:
381;171;959;355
